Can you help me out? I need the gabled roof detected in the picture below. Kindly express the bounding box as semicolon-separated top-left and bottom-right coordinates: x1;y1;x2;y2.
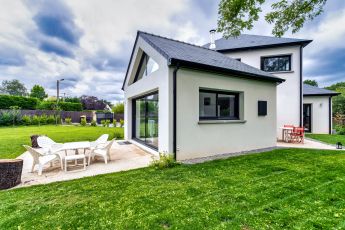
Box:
122;31;285;89
303;84;340;96
203;34;312;52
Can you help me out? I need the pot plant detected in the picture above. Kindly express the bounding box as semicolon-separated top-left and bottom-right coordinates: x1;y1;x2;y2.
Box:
0;159;23;189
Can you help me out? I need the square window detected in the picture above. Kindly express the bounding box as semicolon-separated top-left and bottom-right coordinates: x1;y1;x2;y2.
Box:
258;101;267;116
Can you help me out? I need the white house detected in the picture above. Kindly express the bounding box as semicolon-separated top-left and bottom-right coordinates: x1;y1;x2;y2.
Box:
122;31;338;160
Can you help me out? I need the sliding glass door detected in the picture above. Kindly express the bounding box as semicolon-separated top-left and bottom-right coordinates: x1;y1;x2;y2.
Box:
133;92;158;149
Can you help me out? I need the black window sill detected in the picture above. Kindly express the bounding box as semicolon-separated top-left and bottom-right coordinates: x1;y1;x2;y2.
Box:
198;120;247;124
267;70;294;74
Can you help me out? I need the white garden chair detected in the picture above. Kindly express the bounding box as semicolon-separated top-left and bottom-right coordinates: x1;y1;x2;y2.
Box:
37;136;64;154
88;139;116;165
90;134;109;149
23;145;63;175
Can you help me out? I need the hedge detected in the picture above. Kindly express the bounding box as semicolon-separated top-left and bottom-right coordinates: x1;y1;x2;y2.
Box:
37;101;83;111
0;95;38;109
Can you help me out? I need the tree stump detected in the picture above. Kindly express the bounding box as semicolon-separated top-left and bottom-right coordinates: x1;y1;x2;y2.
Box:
0;159;23;190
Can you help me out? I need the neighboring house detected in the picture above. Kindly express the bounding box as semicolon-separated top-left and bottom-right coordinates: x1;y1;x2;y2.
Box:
122;31;338;160
303;84;339;134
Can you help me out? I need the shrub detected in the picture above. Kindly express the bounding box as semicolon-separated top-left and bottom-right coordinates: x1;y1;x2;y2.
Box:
55;115;62;124
113;119;117;127
47;115;55;124
37;101;82;111
150;153;179;169
101;119;110;127
120;119;124;127
114;129;123;139
335;125;345;135
40;114;48;125
80;118;87;126
91;120;97;126
21;115;31;126
65;117;72;125
31;115;40;125
0;95;38;109
0;111;12;126
9;106;21;126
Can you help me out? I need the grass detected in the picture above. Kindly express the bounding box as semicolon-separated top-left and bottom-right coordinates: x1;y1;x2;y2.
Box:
1;148;345;229
306;133;345;145
0;125;124;159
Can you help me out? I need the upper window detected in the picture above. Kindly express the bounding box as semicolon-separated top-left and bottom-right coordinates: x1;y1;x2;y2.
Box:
199;89;239;120
135;52;159;82
261;55;291;72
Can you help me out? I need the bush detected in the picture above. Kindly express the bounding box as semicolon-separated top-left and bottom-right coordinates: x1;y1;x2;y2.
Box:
0;111;12;126
150;153;179;169
47;115;55;124
37;101;82;111
31;115;40;125
113;119;117;127
0;95;38;109
335;125;345;135
21;115;31;126
80;118;87;126
40;114;48;125
101;119;110;127
65;117;72;125
91;120;97;126
120;119;124;127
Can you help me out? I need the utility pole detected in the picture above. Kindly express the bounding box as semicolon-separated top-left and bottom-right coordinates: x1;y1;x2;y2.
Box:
56;78;64;102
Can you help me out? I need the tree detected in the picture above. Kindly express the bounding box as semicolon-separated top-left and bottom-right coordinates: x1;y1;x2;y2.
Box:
303;79;318;87
112;102;124;114
65;97;81;103
325;82;345;115
217;0;327;37
0;79;27;96
80;95;107;110
30;85;47;100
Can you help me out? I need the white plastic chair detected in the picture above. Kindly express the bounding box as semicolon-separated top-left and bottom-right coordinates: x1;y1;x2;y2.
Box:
88;139;115;165
37;136;64;154
23;145;63;175
90;134;109;149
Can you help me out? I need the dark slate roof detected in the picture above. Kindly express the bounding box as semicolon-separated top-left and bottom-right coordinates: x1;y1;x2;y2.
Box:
137;31;284;82
203;34;312;52
303;84;340;96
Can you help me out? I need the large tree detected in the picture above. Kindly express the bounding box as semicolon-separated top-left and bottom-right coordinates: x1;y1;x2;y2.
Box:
30;85;47;100
303;79;318;87
80;95;107;110
112;102;124;114
325;82;345;115
218;0;327;37
0;79;27;96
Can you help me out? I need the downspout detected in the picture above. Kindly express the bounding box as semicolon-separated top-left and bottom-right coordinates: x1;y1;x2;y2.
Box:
173;63;180;160
329;96;332;134
299;45;303;127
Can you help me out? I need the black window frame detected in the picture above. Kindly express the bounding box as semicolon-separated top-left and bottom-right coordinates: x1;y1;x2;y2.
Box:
199;89;240;120
260;55;291;72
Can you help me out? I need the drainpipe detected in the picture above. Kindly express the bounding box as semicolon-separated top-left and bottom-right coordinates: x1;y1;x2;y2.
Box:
173;63;180;160
299;45;303;127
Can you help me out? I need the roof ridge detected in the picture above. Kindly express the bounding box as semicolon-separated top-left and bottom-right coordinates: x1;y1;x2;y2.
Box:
138;30;218;53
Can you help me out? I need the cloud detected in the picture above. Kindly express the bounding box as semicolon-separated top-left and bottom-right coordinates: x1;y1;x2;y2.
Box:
0;46;26;66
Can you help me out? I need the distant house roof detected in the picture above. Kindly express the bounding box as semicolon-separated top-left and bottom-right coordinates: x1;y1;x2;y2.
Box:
303;84;340;96
122;31;285;89
203;34;312;52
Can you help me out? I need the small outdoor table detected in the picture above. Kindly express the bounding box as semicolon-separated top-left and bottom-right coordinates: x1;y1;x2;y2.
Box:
62;141;91;155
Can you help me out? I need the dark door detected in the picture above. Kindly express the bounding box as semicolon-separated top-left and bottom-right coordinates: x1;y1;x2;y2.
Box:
303;104;312;132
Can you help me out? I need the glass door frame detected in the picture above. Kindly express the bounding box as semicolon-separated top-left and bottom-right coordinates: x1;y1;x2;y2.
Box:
303;104;312;133
132;91;159;150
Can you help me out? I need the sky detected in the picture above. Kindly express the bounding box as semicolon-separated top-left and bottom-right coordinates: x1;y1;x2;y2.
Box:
0;0;344;103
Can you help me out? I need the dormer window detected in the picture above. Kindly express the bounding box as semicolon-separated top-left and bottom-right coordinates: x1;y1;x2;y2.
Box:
134;52;159;82
261;55;291;72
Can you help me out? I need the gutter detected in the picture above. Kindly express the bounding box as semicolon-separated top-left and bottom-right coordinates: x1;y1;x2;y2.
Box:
173;63;180;160
299;45;303;127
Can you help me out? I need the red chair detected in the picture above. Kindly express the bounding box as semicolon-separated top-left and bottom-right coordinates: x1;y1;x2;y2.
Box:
290;127;304;143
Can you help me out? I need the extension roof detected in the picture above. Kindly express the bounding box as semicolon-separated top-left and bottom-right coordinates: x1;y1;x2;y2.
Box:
303;84;340;96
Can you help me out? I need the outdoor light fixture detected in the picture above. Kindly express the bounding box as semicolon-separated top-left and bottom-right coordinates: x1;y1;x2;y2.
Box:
336;142;342;149
56;78;65;102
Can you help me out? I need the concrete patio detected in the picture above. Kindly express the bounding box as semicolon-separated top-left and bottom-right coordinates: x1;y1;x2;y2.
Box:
16;141;154;188
277;137;340;150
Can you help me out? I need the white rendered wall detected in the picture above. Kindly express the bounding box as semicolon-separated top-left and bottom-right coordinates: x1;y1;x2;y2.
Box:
303;96;330;134
223;46;302;139
123;37;173;154
175;68;277;160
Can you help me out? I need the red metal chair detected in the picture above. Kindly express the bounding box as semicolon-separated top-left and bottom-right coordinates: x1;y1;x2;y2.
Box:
290;127;304;143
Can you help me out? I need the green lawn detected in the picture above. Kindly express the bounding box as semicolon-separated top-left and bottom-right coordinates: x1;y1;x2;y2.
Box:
306;133;345;145
0;125;124;159
1;148;345;229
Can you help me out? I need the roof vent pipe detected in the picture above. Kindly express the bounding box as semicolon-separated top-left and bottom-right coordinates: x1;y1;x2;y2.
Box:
209;29;216;49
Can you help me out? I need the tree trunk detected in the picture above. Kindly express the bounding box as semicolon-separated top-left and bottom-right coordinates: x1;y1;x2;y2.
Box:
0;159;23;189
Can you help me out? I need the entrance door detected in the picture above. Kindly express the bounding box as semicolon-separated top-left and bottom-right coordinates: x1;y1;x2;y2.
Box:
133;92;159;149
303;104;312;132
